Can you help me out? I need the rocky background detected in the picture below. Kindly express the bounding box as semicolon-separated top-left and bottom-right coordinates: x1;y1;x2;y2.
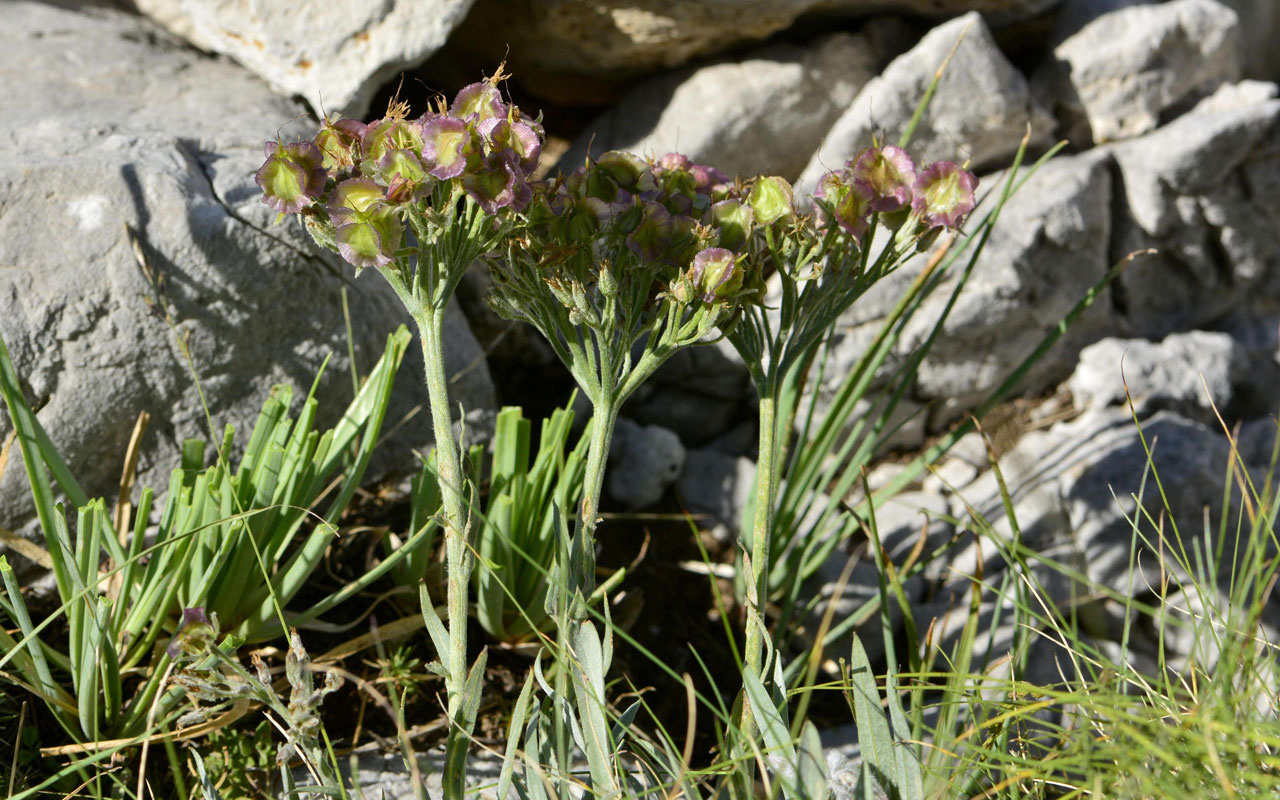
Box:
4;0;1280;779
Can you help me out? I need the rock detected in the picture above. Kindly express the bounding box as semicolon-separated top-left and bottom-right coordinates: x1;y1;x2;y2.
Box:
1067;331;1245;424
0;3;494;574
448;1;1062;105
625;339;752;448
608;419;686;509
851;150;1114;421
557;30;888;180
676;448;757;542
796;12;1054;198
1034;0;1243;145
1105;81;1280;338
135;0;476;116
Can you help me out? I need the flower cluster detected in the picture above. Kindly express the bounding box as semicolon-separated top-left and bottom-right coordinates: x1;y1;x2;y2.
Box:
516;150;796;318
814;144;977;243
255;79;544;270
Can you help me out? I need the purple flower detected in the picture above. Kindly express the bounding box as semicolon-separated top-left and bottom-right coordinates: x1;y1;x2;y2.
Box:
450;82;506;123
815;171;874;241
478;117;542;175
329;178;402;268
361;118;423;167
462;158;520;213
912;161;978;229
256;140;325;214
626;200;674;263
166;607;217;659
688;246;741;302
690;163;730;193
420;115;471;180
850;145;916;213
314;117;366;171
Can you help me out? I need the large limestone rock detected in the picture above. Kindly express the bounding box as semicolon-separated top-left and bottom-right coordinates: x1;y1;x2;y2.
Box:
557;29;890;180
1034;0;1243;145
132;0;475;116
796;12;1054;198
1105;81;1280;338
0;4;494;564
447;0;1065;104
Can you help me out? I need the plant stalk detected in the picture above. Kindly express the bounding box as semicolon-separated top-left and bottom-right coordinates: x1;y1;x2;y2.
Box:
740;387;779;746
412;305;472;800
576;395;619;602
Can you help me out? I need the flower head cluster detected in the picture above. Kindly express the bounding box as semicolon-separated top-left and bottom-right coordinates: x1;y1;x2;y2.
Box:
256;78;544;270
815;144;977;243
518;151;796;316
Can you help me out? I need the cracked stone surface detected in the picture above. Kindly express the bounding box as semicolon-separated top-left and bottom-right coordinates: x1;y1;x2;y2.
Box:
0;3;494;575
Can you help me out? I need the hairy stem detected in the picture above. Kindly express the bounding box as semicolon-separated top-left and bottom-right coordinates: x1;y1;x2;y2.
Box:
739;388;779;747
412;305;472;800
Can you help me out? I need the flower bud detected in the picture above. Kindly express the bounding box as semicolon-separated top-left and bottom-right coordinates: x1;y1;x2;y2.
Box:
598;265;618;299
688;247;741;302
256;140;325;215
748;176;795;226
815;171;873;241
912;161;978;229
462;158;519;213
850;145;916;213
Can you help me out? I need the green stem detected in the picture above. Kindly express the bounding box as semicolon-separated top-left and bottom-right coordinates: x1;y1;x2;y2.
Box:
739;388;779;746
412;305;471;800
576;395;619;602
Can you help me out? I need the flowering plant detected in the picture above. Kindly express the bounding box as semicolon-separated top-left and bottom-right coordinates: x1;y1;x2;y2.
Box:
256;71;545;800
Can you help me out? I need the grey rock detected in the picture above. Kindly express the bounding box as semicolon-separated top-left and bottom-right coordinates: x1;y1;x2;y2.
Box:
449;0;1058;105
132;0;476;116
625;339;752;447
1067;331;1245;424
608;419;686;509
1035;0;1242;145
558;30;885;180
676;448;757;542
1105;81;1280;338
857;150;1114;422
797;12;1054;197
0;4;493;573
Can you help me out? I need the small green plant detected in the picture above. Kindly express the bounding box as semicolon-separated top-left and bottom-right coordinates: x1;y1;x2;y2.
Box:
473;402;589;644
0;327;413;743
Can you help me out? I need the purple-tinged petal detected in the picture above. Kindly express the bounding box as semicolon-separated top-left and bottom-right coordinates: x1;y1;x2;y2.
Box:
335;209;402;269
314;118;363;171
420;116;470;180
912;161;978;229
688;246;741;302
372;148;426;188
690;163;730;192
256;140;325;214
166;606;217;659
462;159;518;213
814;171;873;241
626;200;673;263
329;177;386;220
361;118;423;166
850;145;917;213
451;82;506;123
